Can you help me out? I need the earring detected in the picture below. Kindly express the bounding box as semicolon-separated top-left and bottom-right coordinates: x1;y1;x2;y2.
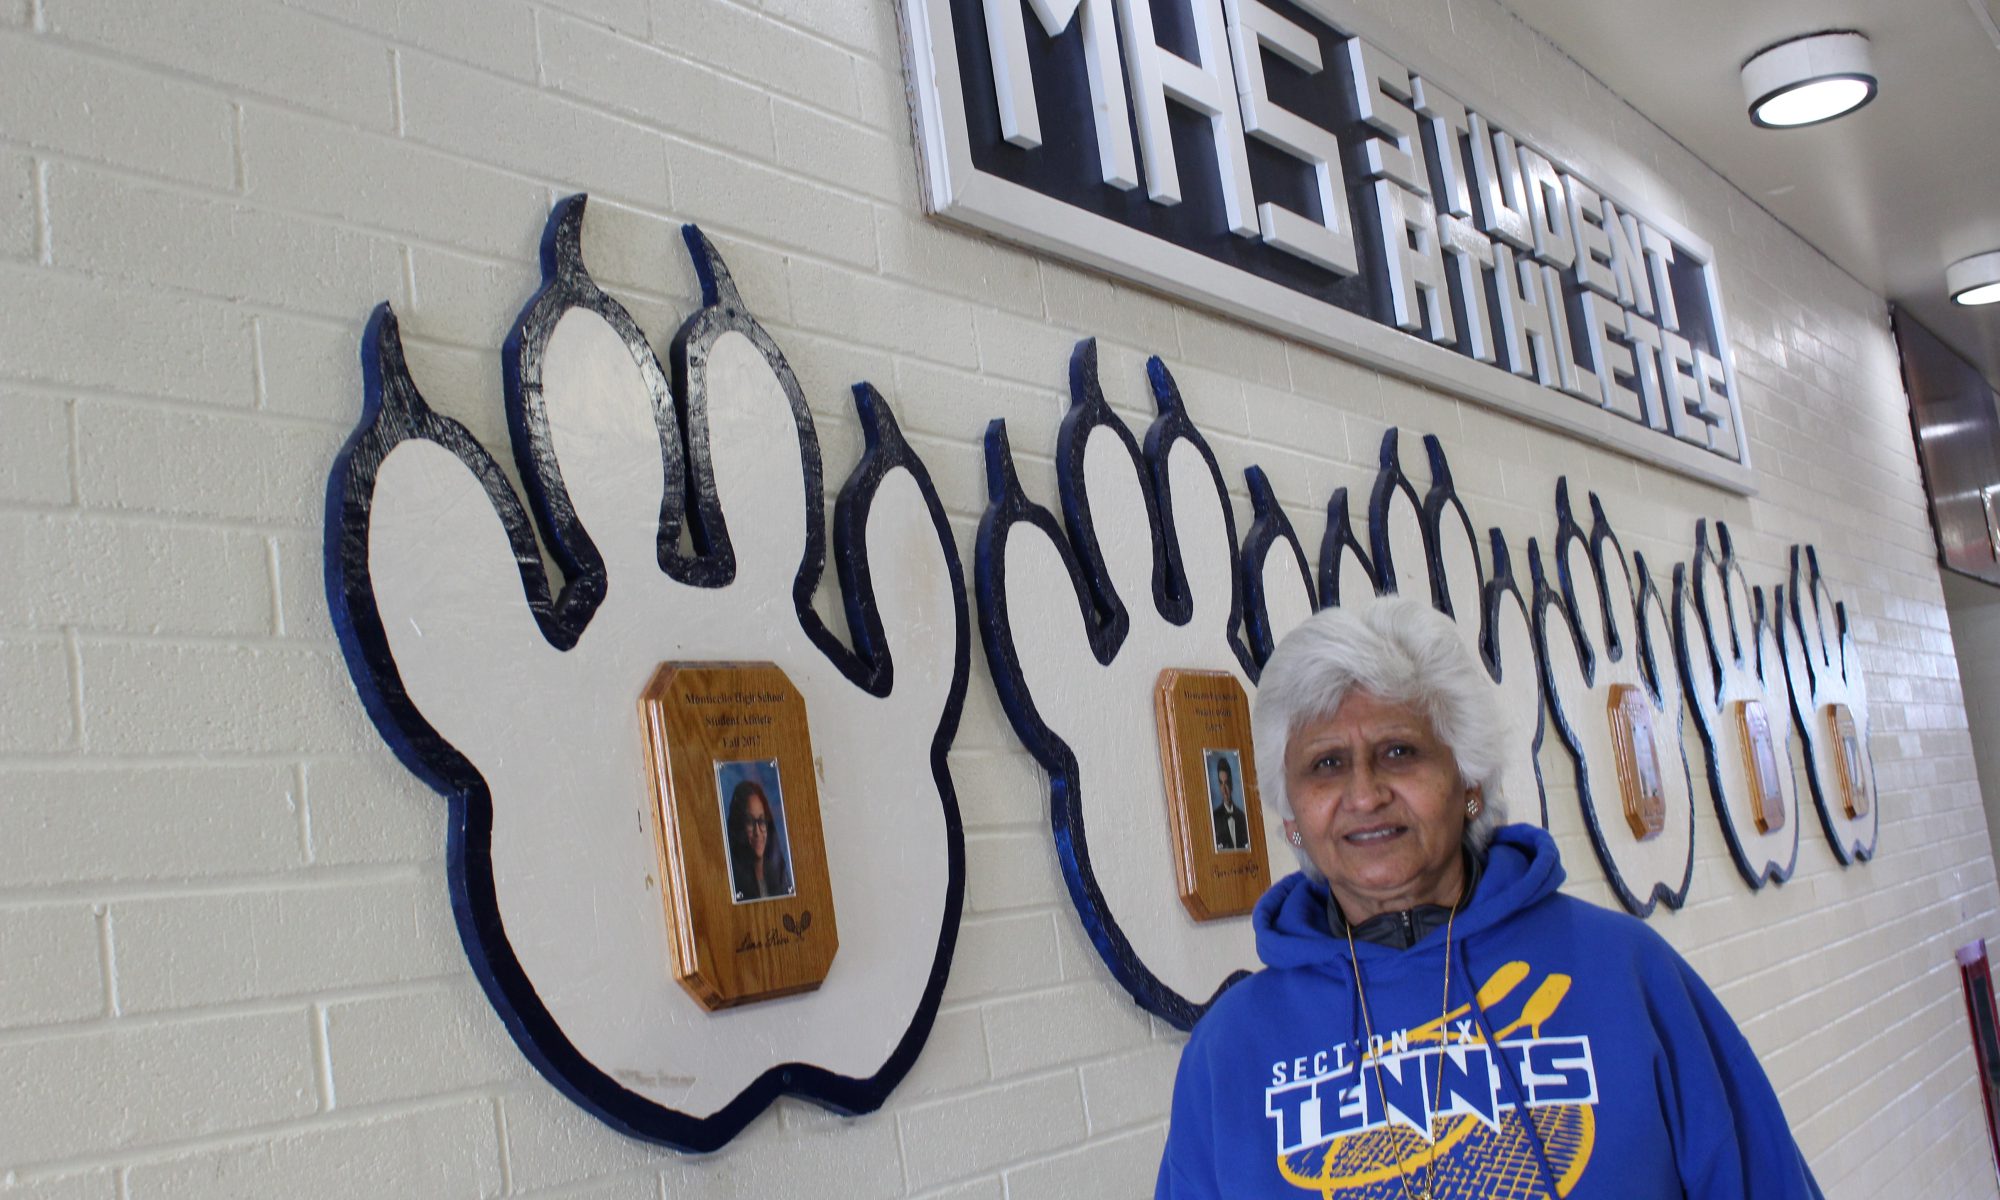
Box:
1465;798;1480;818
1287;831;1303;847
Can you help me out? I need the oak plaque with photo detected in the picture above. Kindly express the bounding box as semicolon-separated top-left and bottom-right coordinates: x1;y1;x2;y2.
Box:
1826;703;1872;820
1733;699;1786;834
1607;684;1667;842
1154;669;1270;921
638;662;838;1011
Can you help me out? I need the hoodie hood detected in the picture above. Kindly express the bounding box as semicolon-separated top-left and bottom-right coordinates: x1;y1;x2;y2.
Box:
1164;822;1825;1200
1252;822;1566;973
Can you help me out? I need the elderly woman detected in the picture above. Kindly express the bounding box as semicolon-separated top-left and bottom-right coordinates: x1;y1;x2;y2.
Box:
1156;598;1820;1200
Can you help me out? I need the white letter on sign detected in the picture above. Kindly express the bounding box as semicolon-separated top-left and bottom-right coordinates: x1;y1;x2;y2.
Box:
1661;330;1708;444
1118;0;1259;235
1370;180;1454;343
1696;349;1735;453
1492;243;1559;387
1410;77;1473;218
1343;37;1428;197
1639;223;1682;331
1224;0;1358;275
1578;290;1641;422
1411;78;1495;362
1467;113;1533;251
983;0;1139;189
1517;144;1575;271
1565;174;1620;300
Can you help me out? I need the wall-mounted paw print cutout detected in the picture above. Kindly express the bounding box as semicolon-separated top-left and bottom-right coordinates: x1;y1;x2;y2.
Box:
977;342;1310;1029
1778;546;1879;864
325;196;968;1150
1364;430;1549;828
1269;429;1547;826
1673;520;1801;887
1531;480;1694;915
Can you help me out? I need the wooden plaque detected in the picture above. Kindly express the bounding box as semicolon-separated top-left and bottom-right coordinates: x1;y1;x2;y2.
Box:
1606;684;1666;841
637;662;838;1010
1154;669;1270;921
1734;699;1786;834
1826;703;1872;819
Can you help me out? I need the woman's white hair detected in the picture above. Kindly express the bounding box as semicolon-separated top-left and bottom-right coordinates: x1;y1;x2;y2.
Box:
1252;597;1511;880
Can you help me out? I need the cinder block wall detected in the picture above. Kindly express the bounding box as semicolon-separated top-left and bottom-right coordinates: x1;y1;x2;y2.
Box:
0;0;1993;1196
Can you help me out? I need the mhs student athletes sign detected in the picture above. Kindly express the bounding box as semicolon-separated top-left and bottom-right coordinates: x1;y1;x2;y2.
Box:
899;0;1754;492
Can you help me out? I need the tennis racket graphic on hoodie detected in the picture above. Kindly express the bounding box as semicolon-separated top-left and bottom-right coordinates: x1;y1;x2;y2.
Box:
1272;960;1592;1199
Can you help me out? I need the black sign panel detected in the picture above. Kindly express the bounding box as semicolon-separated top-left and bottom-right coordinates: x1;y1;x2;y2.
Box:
903;0;1751;484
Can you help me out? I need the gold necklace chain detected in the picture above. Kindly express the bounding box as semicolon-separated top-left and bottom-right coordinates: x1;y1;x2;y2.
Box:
1344;899;1457;1200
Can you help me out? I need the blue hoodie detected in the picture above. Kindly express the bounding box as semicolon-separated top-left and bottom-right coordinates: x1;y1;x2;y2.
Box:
1156;825;1822;1199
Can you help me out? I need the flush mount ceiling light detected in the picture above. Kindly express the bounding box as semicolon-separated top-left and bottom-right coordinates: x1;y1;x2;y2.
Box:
1741;31;1878;128
1949;251;2000;307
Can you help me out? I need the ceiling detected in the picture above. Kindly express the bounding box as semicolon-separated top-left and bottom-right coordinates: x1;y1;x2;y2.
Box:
1501;0;2000;392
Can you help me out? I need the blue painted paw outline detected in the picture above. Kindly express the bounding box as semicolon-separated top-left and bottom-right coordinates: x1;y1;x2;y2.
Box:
976;342;1306;1029
1530;480;1695;916
1360;429;1549;828
1778;545;1879;864
1242;427;1547;832
977;337;1558;1023
1673;520;1801;887
325;196;968;1150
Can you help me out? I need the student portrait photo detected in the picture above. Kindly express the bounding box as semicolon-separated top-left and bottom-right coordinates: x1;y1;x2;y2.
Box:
1205;748;1250;853
716;758;796;903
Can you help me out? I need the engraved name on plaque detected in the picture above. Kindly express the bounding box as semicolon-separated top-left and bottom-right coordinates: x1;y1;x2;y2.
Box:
1734;699;1786;834
1607;684;1666;841
1154;669;1271;921
1826;703;1872;820
638;662;838;1010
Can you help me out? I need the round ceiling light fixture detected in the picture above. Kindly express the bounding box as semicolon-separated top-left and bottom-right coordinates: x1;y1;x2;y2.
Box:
1948;251;2000;307
1741;31;1878;128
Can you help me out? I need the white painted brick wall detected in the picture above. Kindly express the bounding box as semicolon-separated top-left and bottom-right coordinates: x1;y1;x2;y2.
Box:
123;1100;505;1199
0;764;302;886
0;0;1994;1196
0;638;75;752
0;906;103;1030
0;38;240;189
0;1011;318;1163
2;151;34;260
1942;572;2000;870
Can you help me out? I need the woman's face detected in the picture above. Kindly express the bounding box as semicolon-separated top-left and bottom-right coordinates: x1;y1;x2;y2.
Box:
744;793;771;860
1282;690;1478;923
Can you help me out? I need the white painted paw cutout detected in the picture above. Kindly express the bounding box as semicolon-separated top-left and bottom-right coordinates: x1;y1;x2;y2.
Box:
326;197;967;1149
1778;545;1879;863
1241;428;1549;829
1530;480;1695;915
1674;520;1800;886
977;344;1560;1023
976;344;1309;1027
1353;429;1549;828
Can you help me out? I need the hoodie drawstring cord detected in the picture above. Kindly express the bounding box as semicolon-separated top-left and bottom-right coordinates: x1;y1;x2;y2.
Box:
1456;941;1565;1200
